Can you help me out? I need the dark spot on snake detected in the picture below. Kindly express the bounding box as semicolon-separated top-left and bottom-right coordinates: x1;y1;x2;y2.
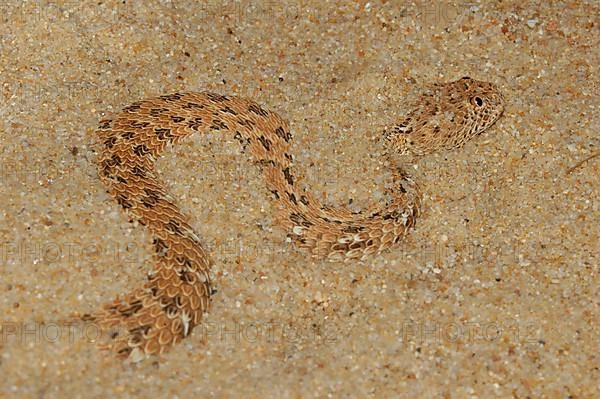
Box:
130;325;151;336
150;107;168;117
116;175;127;184
258;135;272;151
220;106;238;115
183;102;204;109
284;153;293;161
349;242;364;250
118;300;143;317
342;225;364;234
257;159;277;168
142;196;158;208
210;119;228;130
233;131;250;150
270;189;280;199
121;131;135;140
170;116;185;123
288;192;297;205
123;103;142;113
116;194;132;210
131;121;150;129
248;103;269;117
283;167;294;185
206;92;229;102
165;220;184;236
99;119;113;129
81;313;95;322
237;118;256;130
131;165;147;178
160;93;184;101
300;195;309;205
275;126;292;142
332;243;348;252
290;212;313;228
134;144;151;157
179;269;195;284
382;210;401;221
143;188;161;202
152;237;169;255
155;128;173;140
104;137;116;149
117;347;132;357
110;154;122;166
100;168;112;178
187;117;203;130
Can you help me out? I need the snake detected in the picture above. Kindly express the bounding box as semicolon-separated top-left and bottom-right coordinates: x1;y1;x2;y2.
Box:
86;76;504;361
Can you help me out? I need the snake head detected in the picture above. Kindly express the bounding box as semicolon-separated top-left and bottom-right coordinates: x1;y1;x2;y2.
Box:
384;76;505;155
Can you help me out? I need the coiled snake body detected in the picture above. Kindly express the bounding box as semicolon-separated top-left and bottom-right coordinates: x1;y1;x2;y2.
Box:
89;77;504;360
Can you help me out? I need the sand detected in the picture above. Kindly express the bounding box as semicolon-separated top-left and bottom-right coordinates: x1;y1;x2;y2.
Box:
0;1;598;397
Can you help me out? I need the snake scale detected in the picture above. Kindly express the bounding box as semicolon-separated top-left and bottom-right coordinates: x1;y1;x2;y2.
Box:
87;77;504;361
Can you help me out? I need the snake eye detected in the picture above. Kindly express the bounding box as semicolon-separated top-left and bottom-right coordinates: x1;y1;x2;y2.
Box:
472;96;484;107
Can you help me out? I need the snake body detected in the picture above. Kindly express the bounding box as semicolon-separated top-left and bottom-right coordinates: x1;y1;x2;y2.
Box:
89;77;504;360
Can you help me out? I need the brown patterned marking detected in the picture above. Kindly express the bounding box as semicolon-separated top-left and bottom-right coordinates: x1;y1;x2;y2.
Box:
121;132;135;140
206;92;229;102
130;325;152;337
282;167;294;185
131;121;150;129
248;103;269;117
165;220;185;236
134;144;151;157
155;128;173;140
237;118;256;130
342;225;364;234
289;212;313;228
183;102;204;109
123;103;142;113
287;192;297;205
221;106;238;115
275;126;292;142
187;117;204;131
118;300;143;317
116;194;132;210
99;119;113;129
110;154;122;166
258;135;272;151
152;238;169;257
210;119;228;130
104;137;117;149
131;165;147;178
160;93;184;102
150;108;168;117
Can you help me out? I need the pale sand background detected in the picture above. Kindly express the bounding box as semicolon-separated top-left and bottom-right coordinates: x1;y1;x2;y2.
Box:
0;1;598;397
